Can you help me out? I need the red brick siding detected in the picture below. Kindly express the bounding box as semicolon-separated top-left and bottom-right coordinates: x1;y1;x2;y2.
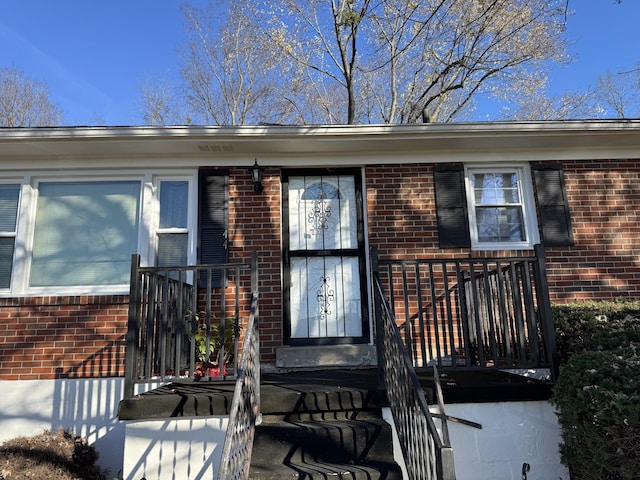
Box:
366;161;640;303
366;164;441;258
3;160;639;380
543;159;640;302
0;295;129;381
228;167;282;363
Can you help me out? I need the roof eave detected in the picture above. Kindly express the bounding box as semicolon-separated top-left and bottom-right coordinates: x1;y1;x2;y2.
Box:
0;120;639;165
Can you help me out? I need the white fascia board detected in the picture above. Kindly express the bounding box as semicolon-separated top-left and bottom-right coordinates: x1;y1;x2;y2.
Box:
0;121;639;168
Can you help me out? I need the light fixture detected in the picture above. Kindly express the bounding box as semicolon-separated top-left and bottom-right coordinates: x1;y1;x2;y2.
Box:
249;159;263;193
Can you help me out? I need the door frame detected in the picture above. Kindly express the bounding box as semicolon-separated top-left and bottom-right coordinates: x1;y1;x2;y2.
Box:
282;167;370;346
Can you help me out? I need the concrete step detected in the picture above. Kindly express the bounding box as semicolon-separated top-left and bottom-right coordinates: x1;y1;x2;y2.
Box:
118;368;553;421
248;369;402;478
249;414;402;479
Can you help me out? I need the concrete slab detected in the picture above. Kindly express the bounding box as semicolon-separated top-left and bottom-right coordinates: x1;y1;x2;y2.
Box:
275;344;377;368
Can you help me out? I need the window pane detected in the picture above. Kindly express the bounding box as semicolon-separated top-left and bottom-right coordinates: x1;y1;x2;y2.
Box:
160;181;188;228
157;233;188;266
472;173;520;205
0;184;20;288
289;256;362;338
0;237;15;288
476;206;524;242
30;181;140;287
289;176;357;251
0;184;20;231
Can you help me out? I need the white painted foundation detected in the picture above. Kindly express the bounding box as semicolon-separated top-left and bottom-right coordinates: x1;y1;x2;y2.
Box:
442;401;569;480
384;401;570;480
1;379;570;480
122;416;228;480
0;378;127;478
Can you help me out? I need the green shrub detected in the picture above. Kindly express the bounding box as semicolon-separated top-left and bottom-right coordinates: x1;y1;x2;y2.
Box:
552;347;640;480
552;300;640;363
551;300;640;480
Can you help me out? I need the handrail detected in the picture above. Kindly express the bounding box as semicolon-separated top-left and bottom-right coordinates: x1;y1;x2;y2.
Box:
373;261;456;480
124;253;256;399
374;245;557;380
216;288;261;480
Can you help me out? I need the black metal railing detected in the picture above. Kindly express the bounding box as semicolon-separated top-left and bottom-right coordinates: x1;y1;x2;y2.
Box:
123;253;257;399
217;288;261;480
373;264;456;480
373;244;558;380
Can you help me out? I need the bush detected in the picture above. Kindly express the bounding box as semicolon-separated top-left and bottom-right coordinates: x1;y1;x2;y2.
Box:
552;300;640;363
0;429;107;480
552;301;640;480
552;347;640;480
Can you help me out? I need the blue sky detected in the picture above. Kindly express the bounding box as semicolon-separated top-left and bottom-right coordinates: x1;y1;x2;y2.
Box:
0;1;195;125
0;0;638;126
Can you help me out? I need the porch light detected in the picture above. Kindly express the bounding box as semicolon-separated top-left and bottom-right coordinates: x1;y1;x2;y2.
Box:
249;159;264;193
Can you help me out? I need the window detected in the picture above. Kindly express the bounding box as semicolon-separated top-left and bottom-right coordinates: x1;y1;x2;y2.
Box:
30;181;141;287
465;166;538;250
433;163;574;250
0;170;211;296
156;180;189;267
0;184;20;289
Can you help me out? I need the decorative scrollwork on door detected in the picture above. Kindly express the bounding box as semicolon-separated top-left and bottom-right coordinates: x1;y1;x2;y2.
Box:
303;181;340;236
317;275;335;321
308;197;331;233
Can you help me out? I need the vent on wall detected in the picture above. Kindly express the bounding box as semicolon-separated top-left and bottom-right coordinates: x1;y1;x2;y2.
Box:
197;144;233;153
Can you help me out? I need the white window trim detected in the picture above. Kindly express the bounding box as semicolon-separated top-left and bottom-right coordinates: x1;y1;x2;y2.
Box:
464;164;539;251
3;169;198;297
0;178;26;294
148;175;198;268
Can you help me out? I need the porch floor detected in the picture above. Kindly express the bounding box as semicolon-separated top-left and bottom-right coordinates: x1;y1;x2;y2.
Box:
118;368;553;421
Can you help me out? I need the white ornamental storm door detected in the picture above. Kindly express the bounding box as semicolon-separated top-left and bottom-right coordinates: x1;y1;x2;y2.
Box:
282;169;369;345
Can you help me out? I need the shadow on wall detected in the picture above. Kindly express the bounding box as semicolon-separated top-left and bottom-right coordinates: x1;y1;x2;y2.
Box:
122;417;228;480
51;338;127;477
0;377;126;478
52;375;126;478
0;339;128;477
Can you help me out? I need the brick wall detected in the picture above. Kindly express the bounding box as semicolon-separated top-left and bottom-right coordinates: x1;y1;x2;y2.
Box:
544;159;640;302
229;167;282;363
366;164;443;258
0;295;129;381
3;160;639;381
365;161;640;303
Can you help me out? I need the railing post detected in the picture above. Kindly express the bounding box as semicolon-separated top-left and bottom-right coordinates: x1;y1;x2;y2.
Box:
439;447;456;480
370;247;386;396
251;251;260;416
124;254;141;399
251;251;258;296
217;256;261;480
533;244;559;381
373;252;456;480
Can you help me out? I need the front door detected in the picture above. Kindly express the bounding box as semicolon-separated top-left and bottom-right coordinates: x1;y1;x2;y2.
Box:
283;169;369;345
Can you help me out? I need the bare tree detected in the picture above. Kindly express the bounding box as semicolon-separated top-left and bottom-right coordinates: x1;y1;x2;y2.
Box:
593;69;640;118
178;1;295;125
367;0;568;123
139;78;190;126
0;67;63;127
505;64;640;121
262;0;372;124
141;0;569;125
262;0;568;124
502;89;599;120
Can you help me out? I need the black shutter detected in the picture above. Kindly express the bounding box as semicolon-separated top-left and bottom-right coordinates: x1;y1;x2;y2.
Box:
434;164;471;248
532;164;574;246
198;170;229;287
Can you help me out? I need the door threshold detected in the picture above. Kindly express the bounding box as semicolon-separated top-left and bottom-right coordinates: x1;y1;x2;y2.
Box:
276;344;377;369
